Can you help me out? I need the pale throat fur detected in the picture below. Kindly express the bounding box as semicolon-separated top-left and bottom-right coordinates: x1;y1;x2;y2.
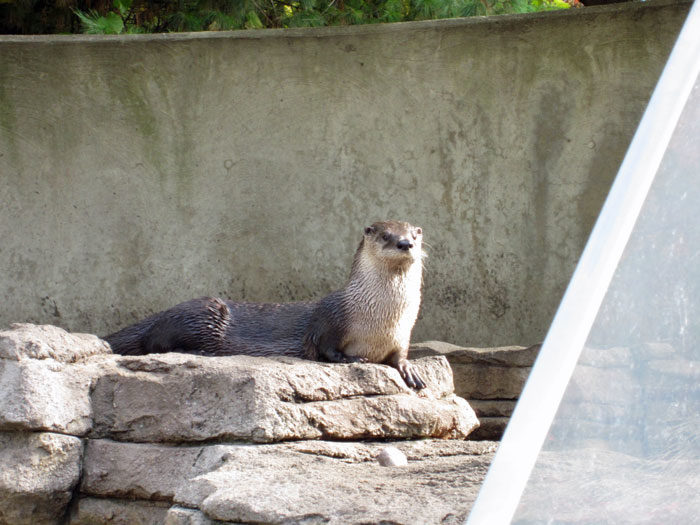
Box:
340;231;423;363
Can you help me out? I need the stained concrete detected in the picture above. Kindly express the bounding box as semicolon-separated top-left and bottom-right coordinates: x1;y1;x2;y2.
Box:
0;0;690;345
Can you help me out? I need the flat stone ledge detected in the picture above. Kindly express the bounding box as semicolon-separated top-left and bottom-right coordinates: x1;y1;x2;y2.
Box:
411;341;540;401
79;439;497;525
0;324;479;442
411;341;541;367
468;400;515;440
90;353;478;443
469;399;516;418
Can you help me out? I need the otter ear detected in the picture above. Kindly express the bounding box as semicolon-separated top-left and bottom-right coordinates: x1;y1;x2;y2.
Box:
364;226;376;235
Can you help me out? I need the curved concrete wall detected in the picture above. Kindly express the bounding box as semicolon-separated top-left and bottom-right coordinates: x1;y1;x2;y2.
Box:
0;0;689;346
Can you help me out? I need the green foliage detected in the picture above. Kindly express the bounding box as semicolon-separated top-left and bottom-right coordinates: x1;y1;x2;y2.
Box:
74;9;124;34
0;0;570;35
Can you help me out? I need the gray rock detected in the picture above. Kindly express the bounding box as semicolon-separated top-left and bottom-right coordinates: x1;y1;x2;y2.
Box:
556;401;636;424
0;323;111;362
288;438;497;461
466;401;517;440
0;325;478;442
180;441;494;525
0;432;83;525
643;358;700;396
635;342;677;361
564;365;640;405
577;346;633;367
0;357;109;435
0;324;499;525
0;323;117;435
91;353;478;443
81;439;233;501
469;399;516;418
68;497;170;525
411;341;541;367
454;363;530;400
165;507;228;525
78;439;496;524
411;342;539;400
546;417;645;456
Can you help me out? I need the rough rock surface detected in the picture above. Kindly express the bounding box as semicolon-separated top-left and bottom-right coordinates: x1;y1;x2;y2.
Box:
78;439;498;525
164;506;227;525
0;323;111;362
468;400;516;440
2;323;508;525
411;341;540;439
69;498;172;525
0;324;114;435
0;357;109;435
0;432;83;525
90;353;478;443
411;341;540;398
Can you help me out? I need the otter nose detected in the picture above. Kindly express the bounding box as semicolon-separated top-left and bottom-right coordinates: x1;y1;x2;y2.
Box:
397;239;413;251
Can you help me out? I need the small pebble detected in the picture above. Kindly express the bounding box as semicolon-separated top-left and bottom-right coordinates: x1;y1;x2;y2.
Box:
377;446;408;467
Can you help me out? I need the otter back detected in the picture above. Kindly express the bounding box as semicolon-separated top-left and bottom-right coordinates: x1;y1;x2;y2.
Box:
106;297;314;358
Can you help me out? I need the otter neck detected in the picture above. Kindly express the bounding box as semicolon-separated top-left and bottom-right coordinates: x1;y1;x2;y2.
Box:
344;247;422;321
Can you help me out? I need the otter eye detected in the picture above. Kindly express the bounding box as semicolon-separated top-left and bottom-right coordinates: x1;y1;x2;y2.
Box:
382;233;390;241
415;227;422;236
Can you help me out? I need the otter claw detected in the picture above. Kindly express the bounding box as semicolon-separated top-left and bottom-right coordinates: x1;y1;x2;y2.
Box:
397;360;426;390
404;371;426;390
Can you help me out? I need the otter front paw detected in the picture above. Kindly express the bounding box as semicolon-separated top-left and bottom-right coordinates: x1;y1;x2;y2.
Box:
396;359;426;390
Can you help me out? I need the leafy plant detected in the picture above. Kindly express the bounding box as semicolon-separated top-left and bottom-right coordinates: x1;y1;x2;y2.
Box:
73;0;144;34
0;0;571;35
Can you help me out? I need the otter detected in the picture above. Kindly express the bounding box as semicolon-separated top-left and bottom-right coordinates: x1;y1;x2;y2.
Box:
104;220;426;389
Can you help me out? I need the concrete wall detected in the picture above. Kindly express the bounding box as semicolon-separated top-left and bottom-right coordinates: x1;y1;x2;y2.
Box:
0;0;689;346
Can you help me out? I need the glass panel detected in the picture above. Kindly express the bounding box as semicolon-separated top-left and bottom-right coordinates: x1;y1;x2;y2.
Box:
513;71;700;524
467;3;700;523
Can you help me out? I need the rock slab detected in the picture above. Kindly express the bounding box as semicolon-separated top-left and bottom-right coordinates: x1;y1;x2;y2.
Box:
411;341;540;439
0;323;113;436
77;439;498;525
90;353;479;443
1;324;479;443
0;323;111;362
0;432;83;525
0;324;488;524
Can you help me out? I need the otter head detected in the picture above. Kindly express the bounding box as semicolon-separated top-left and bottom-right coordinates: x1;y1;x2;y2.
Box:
359;220;423;271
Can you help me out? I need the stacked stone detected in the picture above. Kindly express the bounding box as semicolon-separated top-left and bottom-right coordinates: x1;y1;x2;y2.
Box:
411;341;541;440
0;323;487;525
0;324;111;524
